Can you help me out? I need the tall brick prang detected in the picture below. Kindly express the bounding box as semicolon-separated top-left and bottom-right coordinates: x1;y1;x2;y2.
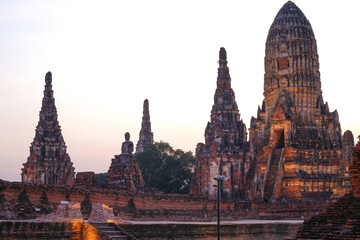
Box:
136;99;154;153
248;1;349;201
21;72;75;185
190;47;249;200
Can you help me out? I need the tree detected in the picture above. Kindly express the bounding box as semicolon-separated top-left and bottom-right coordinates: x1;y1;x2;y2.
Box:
135;141;195;194
95;173;108;186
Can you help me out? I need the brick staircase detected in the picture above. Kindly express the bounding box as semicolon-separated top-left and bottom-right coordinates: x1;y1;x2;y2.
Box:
91;222;133;240
264;148;282;202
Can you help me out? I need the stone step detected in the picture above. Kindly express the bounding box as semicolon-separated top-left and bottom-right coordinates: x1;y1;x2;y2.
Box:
90;223;131;240
264;149;283;201
94;225;116;230
102;230;126;235
110;236;129;240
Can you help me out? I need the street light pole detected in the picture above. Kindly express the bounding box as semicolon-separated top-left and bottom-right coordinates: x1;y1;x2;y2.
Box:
214;175;225;240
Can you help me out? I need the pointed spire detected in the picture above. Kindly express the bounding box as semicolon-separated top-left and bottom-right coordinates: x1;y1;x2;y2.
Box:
209;47;247;149
143;99;149;116
45;71;52;85
41;71;55;113
219;47;227;65
136;99;154;153
38;71;61;143
217;47;231;89
21;72;75;186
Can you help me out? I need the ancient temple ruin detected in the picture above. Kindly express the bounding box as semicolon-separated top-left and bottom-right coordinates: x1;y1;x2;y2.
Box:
289;137;360;239
103;132;144;190
190;47;248;200
21;72;75;185
248;1;351;201
136;99;154;153
191;1;353;202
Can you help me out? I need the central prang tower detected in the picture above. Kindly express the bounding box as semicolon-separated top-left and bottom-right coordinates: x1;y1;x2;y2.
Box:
254;0;339;149
249;1;348;201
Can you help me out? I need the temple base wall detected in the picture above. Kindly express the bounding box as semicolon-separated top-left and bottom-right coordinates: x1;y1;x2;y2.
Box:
0;180;332;222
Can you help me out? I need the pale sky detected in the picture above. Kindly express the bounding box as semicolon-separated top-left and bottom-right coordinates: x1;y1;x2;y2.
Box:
1;0;359;182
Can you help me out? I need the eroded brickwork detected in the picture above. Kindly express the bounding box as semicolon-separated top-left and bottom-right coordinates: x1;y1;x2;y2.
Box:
288;138;360;239
351;137;360;197
333;130;354;197
75;172;97;188
21;72;75;186
136;99;154;153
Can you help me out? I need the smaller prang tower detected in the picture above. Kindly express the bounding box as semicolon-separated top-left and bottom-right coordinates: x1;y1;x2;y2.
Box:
190;47;248;200
21;72;75;185
136;99;154;153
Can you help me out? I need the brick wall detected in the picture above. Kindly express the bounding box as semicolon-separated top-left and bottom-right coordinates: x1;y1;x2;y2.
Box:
0;180;331;222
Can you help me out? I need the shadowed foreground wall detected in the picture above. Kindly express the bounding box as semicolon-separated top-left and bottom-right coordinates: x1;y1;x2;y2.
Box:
0;220;301;240
0;220;100;239
119;222;302;240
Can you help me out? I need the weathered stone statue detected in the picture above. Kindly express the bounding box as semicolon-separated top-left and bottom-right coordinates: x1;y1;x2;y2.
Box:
121;132;134;154
103;132;144;190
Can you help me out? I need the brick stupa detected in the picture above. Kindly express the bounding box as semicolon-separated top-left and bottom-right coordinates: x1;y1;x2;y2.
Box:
21;72;75;185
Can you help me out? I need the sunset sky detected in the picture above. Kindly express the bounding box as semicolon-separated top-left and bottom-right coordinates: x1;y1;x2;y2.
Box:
1;0;359;181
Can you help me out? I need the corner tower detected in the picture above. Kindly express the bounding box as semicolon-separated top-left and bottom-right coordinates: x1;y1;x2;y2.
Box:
190;47;248;200
249;1;347;201
136;99;154;153
21;72;75;185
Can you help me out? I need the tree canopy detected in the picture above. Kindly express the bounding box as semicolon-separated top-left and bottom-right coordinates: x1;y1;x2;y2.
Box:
135;141;195;194
95;173;107;186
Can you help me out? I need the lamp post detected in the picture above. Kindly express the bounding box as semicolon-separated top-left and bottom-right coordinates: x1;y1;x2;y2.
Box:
214;175;225;240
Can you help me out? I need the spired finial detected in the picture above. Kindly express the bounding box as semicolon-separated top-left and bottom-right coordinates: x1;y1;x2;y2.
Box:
45;71;52;85
219;47;227;64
